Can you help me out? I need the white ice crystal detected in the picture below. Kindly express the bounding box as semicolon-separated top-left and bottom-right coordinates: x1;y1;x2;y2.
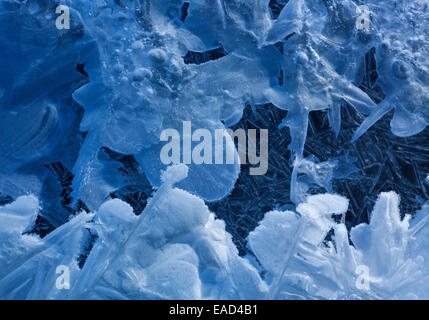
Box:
352;0;429;140
250;192;429;299
0;196;92;299
1;178;428;299
0;0;428;300
68;164;267;299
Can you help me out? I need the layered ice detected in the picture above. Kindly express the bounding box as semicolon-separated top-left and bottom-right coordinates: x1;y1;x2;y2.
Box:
250;192;429;299
0;0;428;299
1;168;428;299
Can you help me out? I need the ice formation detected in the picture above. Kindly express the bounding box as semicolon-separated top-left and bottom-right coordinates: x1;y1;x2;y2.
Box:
1;170;428;299
0;0;428;299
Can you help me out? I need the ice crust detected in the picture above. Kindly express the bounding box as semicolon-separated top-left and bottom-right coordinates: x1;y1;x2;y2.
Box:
1;0;427;208
0;0;428;299
1;170;428;299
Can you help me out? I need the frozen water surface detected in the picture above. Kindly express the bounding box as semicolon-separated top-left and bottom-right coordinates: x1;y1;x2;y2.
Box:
0;0;428;299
